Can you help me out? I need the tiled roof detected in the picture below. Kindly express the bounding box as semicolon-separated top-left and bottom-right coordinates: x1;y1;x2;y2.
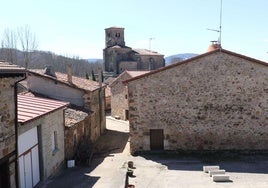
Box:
110;70;149;87
124;49;268;84
133;48;163;56
29;69;103;91
65;108;88;127
126;71;150;77
18;94;69;123
0;61;25;73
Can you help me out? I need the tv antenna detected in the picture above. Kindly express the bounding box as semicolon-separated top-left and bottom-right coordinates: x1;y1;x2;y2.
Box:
149;37;155;52
207;0;223;45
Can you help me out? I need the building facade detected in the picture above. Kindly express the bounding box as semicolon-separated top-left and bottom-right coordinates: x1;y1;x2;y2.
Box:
27;68;106;141
103;27;165;76
125;49;268;154
0;61;25;188
110;71;149;120
17;94;68;187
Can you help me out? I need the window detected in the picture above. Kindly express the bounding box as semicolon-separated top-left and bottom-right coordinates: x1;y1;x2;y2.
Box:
115;33;120;37
51;131;58;154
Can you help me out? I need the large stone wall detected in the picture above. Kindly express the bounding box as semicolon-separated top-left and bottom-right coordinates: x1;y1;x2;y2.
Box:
127;51;268;154
84;88;106;142
111;73;131;120
0;77;16;159
0;77;18;188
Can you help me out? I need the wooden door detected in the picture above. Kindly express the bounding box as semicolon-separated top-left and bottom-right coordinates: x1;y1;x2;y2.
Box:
150;129;164;150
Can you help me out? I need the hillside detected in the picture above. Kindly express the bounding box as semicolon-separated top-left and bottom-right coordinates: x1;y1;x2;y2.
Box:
0;48;102;78
165;53;198;65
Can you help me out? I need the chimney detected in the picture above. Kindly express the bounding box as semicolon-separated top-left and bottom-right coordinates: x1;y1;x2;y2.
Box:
44;66;56;77
98;67;103;87
207;41;221;52
67;64;72;83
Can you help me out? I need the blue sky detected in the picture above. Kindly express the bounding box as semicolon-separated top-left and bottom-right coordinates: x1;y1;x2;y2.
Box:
1;0;268;61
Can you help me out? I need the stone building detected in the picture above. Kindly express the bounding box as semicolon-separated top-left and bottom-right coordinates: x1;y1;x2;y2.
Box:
110;71;149;120
0;61;25;188
26;68;106;142
103;27;165;76
124;49;268;154
17;94;68;187
64;108;91;161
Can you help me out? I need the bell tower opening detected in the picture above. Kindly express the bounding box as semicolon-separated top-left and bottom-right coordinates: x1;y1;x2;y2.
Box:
105;27;125;48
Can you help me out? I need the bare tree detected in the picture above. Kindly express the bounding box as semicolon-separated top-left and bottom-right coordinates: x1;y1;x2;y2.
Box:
1;28;18;63
17;25;38;68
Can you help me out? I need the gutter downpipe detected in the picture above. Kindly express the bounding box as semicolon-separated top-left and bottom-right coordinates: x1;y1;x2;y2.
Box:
14;73;26;188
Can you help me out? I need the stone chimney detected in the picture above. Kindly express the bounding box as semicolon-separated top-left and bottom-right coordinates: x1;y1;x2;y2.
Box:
67;64;72;83
44;66;56;77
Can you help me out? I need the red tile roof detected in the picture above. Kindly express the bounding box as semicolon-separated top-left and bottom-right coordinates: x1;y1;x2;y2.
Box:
133;49;163;56
28;69;103;91
109;70;149;87
0;61;25;73
126;71;150;77
18;94;69;123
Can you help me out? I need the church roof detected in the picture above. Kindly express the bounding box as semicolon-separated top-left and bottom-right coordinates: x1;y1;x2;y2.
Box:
133;48;163;56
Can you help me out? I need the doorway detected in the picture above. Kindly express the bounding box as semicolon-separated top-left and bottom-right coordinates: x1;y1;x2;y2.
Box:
0;161;10;188
150;129;164;150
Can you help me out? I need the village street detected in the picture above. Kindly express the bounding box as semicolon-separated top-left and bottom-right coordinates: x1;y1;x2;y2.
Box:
37;115;268;188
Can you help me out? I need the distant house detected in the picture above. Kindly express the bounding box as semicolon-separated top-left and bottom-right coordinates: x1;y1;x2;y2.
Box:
26;67;106;142
17;94;68;187
110;71;149;120
124;49;268;154
103;27;165;76
0;61;25;188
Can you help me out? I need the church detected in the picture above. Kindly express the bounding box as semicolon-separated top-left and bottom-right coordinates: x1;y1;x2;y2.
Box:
103;27;165;76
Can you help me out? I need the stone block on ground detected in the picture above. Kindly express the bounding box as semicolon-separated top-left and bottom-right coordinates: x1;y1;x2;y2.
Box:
203;165;220;173
209;169;225;177
212;174;230;182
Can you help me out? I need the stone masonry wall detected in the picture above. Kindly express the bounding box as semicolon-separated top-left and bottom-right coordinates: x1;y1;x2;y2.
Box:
127;51;268;154
65;115;91;160
111;73;131;120
84;88;106;142
37;110;65;179
0;77;17;188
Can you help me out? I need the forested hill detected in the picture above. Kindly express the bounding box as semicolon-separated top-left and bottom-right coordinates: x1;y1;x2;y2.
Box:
0;48;102;78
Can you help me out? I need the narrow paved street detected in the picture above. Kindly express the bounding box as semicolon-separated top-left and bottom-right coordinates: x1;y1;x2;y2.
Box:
37;116;268;188
36;116;131;188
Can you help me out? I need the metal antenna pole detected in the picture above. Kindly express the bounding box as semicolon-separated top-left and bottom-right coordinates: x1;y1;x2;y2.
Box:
219;0;223;45
149;37;155;52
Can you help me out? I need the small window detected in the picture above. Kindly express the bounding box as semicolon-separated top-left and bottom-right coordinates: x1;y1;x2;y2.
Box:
51;131;58;154
115;33;120;37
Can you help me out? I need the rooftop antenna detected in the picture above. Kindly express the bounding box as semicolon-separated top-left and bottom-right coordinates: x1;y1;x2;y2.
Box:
149;37;155;52
207;0;223;46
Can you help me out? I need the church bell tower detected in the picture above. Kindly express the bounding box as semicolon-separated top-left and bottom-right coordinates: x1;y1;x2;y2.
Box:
105;27;125;48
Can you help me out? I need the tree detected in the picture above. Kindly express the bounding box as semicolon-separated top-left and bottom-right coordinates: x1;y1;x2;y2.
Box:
0;28;18;63
17;25;38;68
91;70;96;81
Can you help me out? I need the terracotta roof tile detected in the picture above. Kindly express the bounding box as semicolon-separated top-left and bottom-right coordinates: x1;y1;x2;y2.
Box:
133;48;163;56
29;69;103;91
18;94;69;123
0;61;25;73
